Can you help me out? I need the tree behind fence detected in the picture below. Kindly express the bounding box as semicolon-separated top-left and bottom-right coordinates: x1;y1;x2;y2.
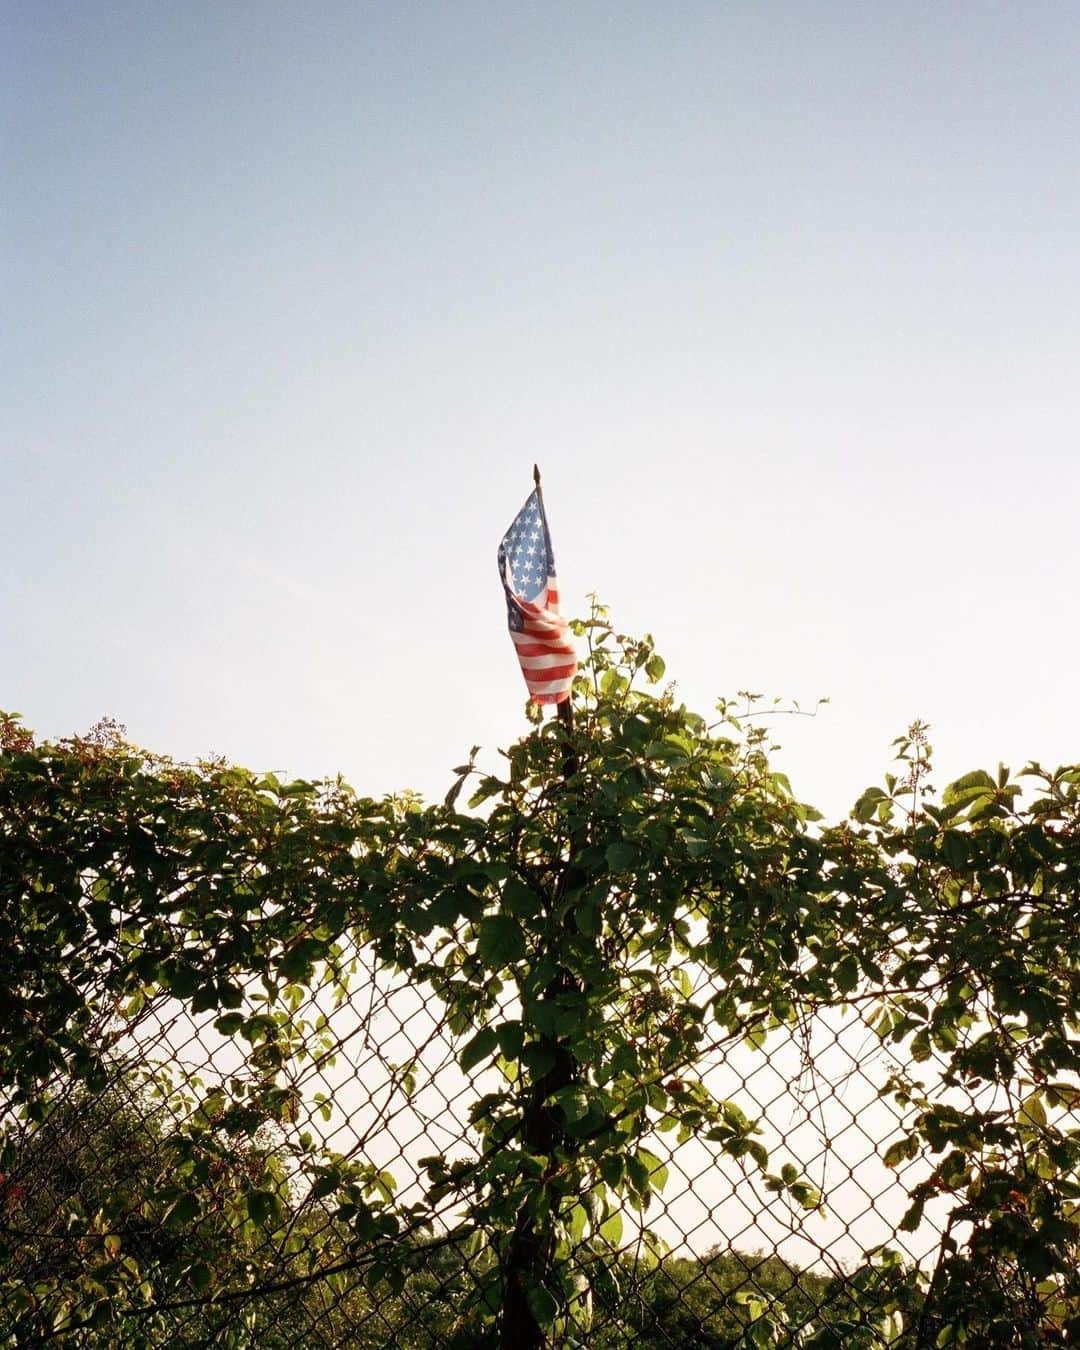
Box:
2;614;1079;1347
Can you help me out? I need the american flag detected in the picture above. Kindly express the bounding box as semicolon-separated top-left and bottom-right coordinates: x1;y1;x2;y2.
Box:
497;484;578;705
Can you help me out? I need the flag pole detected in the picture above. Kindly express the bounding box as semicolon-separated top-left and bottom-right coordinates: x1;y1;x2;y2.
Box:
499;466;581;1348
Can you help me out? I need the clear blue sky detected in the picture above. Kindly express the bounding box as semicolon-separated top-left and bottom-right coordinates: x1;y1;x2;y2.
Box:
3;2;1078;817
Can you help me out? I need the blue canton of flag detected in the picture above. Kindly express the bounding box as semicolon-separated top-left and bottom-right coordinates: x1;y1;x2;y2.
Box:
499;490;552;615
497;486;577;705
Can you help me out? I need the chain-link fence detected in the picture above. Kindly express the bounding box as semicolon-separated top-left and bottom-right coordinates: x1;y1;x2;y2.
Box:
4;681;1079;1348
5;922;1077;1348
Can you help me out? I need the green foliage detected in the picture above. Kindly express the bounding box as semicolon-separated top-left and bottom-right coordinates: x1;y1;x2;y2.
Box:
2;606;1079;1345
833;726;1080;1346
0;1071;501;1346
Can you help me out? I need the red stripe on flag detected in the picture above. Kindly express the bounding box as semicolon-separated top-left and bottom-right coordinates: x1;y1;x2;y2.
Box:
499;494;577;704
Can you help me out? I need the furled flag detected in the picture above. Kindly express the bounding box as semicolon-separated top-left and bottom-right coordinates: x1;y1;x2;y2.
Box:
498;477;578;705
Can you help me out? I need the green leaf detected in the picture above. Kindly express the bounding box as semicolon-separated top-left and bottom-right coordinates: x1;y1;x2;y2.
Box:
834;954;859;994
163;962;200;999
167;1192;200;1224
852;786;887;824
245;1190;278;1226
942;769;995;806
468;776;505;808
476;915;526;967
501;879;539;917
575;893;603;937
553;1086;589;1123
626;1152;649;1196
637;1147;669;1193
188;1262;212;1290
882;1137;917;1169
898;1195;926;1233
527;1285;559;1325
600;1154;625;1188
190;981;220;1014
459;1026;499;1074
1019;1091;1047;1128
495;1020;523;1060
605;842;637;872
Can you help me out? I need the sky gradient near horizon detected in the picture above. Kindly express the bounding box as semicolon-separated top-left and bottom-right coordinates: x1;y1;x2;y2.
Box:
3;2;1078;818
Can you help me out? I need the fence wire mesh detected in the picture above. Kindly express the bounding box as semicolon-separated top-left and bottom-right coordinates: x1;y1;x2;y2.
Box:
5;924;1078;1348
3;690;1079;1349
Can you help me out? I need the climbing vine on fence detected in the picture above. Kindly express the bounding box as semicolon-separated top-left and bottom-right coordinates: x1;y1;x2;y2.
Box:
1;604;1079;1346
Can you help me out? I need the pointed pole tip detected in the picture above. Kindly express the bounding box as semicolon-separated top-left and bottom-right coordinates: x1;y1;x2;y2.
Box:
533;463;541;489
